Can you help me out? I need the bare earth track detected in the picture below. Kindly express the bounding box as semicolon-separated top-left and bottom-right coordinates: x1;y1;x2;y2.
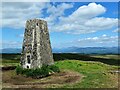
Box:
2;70;83;88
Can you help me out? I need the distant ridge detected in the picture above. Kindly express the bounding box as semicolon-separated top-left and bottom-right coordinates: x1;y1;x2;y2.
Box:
1;48;22;53
1;47;119;54
53;47;119;54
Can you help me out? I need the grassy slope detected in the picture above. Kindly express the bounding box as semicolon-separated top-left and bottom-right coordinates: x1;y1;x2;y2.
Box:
1;54;20;66
1;53;119;88
55;60;118;88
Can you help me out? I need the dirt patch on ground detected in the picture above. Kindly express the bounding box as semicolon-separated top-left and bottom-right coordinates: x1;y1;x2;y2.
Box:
2;70;83;88
2;66;16;71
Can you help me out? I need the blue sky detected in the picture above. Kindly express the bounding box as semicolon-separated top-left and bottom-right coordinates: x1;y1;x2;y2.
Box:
1;2;118;49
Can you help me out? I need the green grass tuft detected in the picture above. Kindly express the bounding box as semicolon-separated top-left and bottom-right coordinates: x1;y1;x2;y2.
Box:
15;65;60;78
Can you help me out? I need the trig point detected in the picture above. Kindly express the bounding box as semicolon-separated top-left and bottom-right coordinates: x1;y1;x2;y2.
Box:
21;19;54;69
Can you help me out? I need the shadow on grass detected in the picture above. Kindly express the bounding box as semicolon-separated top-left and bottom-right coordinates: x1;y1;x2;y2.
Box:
1;53;20;61
53;53;119;66
1;53;119;66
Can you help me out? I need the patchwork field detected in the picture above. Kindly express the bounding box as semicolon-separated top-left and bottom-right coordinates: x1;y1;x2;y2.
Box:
1;53;120;89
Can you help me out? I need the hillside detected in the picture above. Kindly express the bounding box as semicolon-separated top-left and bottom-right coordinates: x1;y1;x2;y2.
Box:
1;53;119;88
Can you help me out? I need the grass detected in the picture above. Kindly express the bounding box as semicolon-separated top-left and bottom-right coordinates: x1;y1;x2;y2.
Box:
1;54;20;67
91;55;119;60
15;65;60;78
1;53;119;88
55;60;118;88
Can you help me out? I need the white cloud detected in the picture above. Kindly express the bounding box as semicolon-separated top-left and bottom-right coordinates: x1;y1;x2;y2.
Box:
102;34;107;37
1;2;74;30
47;3;73;17
52;34;118;48
1;2;118;34
113;28;120;32
47;3;117;34
18;34;24;38
44;3;74;27
2;0;50;2
0;41;22;48
1;2;49;28
84;17;117;29
75;35;118;47
1;2;118;49
69;3;106;19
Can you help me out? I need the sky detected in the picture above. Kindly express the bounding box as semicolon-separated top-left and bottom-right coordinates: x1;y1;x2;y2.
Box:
1;2;119;49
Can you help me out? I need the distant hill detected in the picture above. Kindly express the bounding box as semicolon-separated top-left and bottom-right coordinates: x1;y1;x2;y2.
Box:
0;47;119;54
52;47;119;54
1;48;22;53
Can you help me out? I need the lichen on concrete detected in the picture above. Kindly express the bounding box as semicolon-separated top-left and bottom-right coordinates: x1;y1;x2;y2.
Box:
21;19;54;69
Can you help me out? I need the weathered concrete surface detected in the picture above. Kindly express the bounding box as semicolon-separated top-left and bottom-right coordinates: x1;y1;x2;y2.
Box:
21;19;54;69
